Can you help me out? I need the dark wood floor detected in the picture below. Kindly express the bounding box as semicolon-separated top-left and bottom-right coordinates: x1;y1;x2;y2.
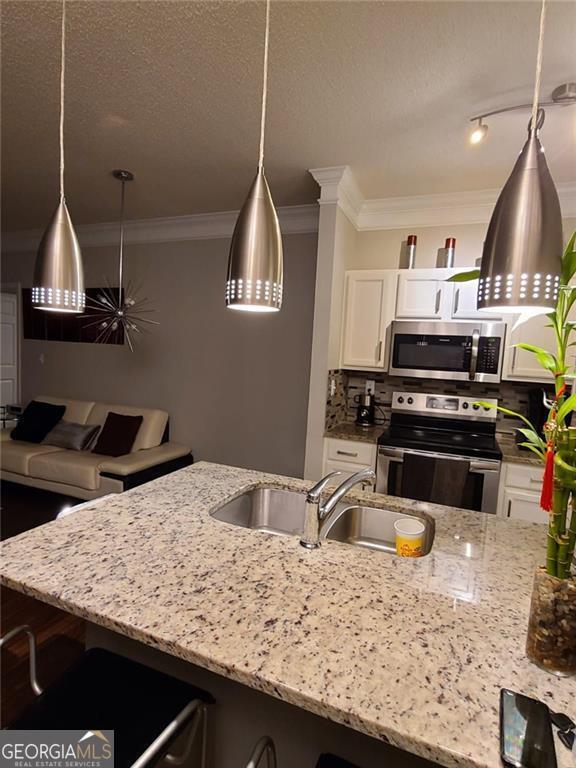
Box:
1;481;86;726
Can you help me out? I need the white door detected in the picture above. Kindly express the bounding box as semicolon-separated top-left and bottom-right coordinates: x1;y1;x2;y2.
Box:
0;293;19;405
341;273;388;369
451;279;503;320
502;487;546;524
396;271;446;319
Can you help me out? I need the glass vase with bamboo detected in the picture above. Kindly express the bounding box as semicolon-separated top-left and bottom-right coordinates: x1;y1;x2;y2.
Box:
451;231;576;674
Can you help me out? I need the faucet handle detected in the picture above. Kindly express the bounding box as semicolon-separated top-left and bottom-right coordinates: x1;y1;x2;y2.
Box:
306;471;344;503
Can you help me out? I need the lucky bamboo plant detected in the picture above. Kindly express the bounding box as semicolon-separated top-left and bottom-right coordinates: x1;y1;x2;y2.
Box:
450;231;576;579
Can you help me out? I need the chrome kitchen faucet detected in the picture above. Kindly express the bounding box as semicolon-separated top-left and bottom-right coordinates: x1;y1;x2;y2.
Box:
300;468;376;549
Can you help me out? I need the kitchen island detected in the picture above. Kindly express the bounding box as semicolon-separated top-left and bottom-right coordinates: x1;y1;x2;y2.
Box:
1;462;573;768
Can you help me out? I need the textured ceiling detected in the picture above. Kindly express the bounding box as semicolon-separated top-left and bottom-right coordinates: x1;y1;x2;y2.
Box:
1;0;575;232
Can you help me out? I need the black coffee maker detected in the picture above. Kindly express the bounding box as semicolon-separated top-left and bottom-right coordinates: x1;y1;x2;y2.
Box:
355;391;376;427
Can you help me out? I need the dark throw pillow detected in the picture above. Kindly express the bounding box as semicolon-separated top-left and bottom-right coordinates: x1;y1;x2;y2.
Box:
43;421;101;451
10;400;66;444
92;412;143;457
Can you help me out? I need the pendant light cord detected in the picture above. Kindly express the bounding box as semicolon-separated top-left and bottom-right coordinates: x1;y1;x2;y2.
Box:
118;179;126;297
257;0;271;170
59;0;66;200
530;0;546;136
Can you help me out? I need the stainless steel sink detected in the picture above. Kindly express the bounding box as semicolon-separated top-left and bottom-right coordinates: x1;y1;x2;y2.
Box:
324;505;434;554
211;487;434;555
211;488;308;536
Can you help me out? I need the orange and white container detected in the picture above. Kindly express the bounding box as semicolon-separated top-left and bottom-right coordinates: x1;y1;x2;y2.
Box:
394;518;425;558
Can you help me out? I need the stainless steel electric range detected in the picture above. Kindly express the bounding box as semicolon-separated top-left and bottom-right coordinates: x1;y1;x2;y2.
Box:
376;391;502;513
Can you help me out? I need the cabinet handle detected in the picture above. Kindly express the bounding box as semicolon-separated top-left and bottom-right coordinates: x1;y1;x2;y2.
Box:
337;450;358;457
435;290;441;314
507;500;512;517
454;288;460;314
377;340;383;362
529;477;542;484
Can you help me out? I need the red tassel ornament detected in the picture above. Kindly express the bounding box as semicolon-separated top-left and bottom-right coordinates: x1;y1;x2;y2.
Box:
540;442;555;512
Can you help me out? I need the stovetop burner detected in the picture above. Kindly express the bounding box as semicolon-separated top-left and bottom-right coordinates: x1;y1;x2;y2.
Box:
378;391;503;461
378;424;502;460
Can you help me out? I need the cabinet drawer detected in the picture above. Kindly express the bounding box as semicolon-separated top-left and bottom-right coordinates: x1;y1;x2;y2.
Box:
505;462;543;490
325;438;376;466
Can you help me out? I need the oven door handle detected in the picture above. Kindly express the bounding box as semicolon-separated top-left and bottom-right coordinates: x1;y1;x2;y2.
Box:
468;329;480;381
377;447;405;459
379;445;500;471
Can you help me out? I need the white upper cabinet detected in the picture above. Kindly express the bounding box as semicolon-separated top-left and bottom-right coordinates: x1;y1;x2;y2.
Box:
451;278;503;320
503;313;556;382
503;280;576;382
395;270;446;319
340;271;396;370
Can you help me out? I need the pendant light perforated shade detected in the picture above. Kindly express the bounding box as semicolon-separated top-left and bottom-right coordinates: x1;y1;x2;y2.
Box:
32;199;85;313
226;169;283;312
478;131;563;314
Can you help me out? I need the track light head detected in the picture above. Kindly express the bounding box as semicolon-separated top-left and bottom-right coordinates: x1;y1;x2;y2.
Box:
470;120;488;145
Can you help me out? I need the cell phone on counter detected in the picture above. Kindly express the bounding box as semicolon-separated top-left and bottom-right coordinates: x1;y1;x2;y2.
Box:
500;689;557;768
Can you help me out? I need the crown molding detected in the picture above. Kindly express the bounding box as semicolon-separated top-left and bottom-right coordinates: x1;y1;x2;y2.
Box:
1;203;319;254
309;165;363;226
307;167;576;231
357;182;576;230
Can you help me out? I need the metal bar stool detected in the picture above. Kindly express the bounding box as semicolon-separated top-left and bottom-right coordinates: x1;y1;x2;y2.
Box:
245;736;277;768
1;625;213;768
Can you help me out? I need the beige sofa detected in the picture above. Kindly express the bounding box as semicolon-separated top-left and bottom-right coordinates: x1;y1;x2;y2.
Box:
0;395;193;500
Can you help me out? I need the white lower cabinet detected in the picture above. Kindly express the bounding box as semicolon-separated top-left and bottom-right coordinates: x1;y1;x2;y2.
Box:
323;438;376;488
497;462;547;524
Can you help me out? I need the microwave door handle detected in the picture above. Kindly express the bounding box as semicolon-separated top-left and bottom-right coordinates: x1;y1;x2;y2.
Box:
469;329;480;380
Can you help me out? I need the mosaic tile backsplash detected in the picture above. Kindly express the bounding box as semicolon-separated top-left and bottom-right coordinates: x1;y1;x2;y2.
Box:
326;370;549;433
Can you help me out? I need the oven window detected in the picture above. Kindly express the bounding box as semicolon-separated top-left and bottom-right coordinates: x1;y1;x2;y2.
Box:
393;334;471;372
387;461;482;511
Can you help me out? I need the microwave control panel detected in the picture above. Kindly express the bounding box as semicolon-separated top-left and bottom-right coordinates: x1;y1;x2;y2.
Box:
477;337;501;374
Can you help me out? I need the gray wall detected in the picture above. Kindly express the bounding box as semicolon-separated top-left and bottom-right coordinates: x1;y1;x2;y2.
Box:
1;233;318;477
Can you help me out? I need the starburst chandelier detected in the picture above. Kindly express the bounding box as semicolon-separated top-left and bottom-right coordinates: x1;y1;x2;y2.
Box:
84;170;159;350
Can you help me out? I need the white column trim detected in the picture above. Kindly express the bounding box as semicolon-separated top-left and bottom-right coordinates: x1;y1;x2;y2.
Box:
309;166;363;227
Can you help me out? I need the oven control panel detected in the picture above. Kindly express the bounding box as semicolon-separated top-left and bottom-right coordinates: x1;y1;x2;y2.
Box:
391;392;498;420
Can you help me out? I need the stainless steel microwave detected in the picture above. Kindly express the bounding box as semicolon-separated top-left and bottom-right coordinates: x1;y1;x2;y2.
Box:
389;321;506;383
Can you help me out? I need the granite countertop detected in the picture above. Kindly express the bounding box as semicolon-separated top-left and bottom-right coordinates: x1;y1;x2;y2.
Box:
325;421;383;444
497;432;543;467
1;462;574;768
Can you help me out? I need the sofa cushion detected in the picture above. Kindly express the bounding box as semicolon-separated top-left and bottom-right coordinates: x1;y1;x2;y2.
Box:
87;403;168;452
11;401;65;443
28;451;106;491
92;413;143;457
1;442;62;475
36;395;96;425
43;421;101;451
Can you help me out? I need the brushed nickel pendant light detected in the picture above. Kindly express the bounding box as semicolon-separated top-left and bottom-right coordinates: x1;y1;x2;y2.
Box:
226;0;283;313
478;0;562;316
32;0;85;313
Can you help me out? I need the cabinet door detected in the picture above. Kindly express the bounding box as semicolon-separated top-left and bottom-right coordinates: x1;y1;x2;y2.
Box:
502;488;546;524
452;279;503;320
503;314;555;382
341;274;387;369
396;271;445;319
